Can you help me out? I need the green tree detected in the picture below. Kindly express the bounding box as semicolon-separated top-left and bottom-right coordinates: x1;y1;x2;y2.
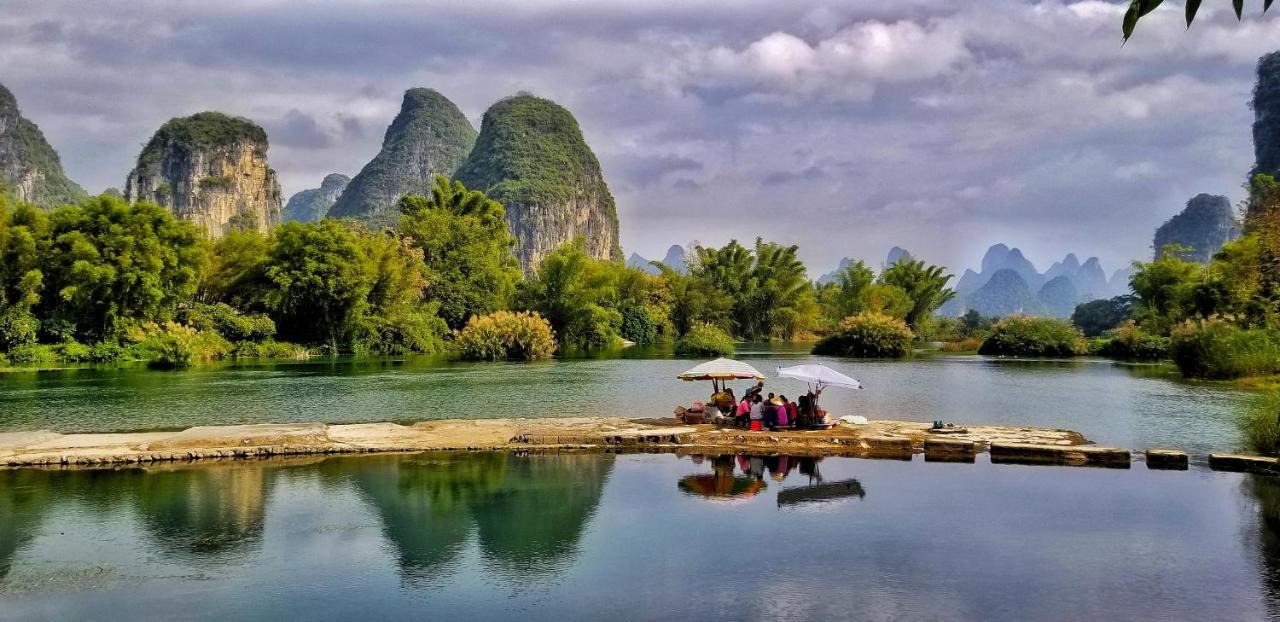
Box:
260;220;373;350
692;238;813;340
0;197;48;351
517;240;622;351
819;261;875;324
198;229;270;307
1130;248;1202;334
1070;295;1137;337
878;258;956;330
353;230;445;354
658;265;730;338
39;196;206;341
398;175;520;330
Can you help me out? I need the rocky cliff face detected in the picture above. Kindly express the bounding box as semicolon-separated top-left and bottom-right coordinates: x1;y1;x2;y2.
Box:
328;88;476;224
125;112;281;237
456;94;621;270
284;173;349;223
0;83;87;207
1153;193;1240;263
1252;52;1280;189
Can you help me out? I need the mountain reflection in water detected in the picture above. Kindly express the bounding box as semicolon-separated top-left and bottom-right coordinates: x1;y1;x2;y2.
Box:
3;452;1280;619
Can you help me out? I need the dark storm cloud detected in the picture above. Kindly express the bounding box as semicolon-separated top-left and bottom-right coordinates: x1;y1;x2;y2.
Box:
2;0;1277;274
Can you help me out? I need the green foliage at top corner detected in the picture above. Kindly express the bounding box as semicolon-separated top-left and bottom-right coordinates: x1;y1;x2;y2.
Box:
1122;1;1273;42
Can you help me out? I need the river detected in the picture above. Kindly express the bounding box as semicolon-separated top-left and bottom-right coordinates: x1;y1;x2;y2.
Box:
2;451;1280;619
0;344;1256;455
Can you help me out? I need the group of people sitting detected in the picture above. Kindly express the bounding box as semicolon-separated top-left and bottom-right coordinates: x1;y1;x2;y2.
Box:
703;382;831;430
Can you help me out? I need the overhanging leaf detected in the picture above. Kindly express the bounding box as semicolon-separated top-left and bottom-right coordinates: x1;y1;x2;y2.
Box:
1234;0;1244;19
1186;0;1203;25
1122;0;1143;40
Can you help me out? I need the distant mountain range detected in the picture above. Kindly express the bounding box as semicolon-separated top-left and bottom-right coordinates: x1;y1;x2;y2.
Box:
645;242;1132;319
942;244;1132;318
817;247;913;284
626;244;688;275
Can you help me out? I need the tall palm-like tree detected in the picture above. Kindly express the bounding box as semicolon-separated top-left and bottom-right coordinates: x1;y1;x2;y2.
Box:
879;259;956;329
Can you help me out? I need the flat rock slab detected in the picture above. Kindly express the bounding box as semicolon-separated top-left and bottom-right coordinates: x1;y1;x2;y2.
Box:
924;439;978;462
991;443;1131;468
1146;449;1189;470
140;423;332;451
1209;453;1280;473
0;416;1096;469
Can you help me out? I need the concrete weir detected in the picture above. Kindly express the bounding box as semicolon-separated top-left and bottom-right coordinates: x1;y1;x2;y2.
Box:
990;443;1131;468
0;417;1277;475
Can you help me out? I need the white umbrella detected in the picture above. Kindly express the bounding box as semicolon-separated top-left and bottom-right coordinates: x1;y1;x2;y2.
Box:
677;358;766;382
776;364;863;390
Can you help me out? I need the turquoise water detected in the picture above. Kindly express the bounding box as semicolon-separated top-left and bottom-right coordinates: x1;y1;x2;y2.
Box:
2;451;1279;619
0;345;1254;454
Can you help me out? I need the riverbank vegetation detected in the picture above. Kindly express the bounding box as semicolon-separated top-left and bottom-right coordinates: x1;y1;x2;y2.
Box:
0;175;962;368
1091;174;1280;379
977;316;1087;357
812;312;914;358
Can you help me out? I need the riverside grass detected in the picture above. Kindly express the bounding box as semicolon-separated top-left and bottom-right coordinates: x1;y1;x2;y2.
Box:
1171;319;1280;379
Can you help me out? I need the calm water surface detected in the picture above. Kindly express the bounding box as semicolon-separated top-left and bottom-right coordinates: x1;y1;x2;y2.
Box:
0;344;1255;454
2;452;1279;620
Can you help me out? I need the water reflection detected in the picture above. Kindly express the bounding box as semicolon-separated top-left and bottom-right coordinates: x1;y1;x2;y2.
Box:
1248;474;1280;617
126;463;274;560
338;452;614;586
0;469;56;579
677;454;866;507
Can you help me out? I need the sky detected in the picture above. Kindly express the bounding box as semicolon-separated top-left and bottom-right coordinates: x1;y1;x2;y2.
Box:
2;0;1279;278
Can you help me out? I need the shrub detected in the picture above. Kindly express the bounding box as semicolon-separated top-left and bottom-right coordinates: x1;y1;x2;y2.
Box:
88;341;127;363
812;312;913;358
181;303;276;342
0;307;38;352
1242;391;1280;456
1170;319;1280;379
977;316;1087;357
455;311;557;361
941;337;983;353
619;304;658;345
136;323;232;369
354;312;447;356
53;340;92;362
674;323;736;357
6;344;58;364
234;340;307;359
1098;322;1169;361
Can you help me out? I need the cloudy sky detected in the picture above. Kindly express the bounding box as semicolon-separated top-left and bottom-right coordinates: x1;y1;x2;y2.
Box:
2;0;1279;277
